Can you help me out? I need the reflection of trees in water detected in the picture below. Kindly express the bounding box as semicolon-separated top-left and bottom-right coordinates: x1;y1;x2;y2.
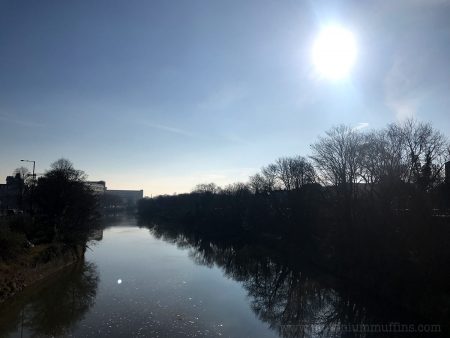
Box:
148;224;375;338
247;267;373;338
0;261;99;337
220;250;372;338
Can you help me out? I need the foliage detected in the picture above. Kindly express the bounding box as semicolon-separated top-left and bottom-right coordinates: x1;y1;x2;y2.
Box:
0;223;27;261
33;158;99;246
1;158;99;264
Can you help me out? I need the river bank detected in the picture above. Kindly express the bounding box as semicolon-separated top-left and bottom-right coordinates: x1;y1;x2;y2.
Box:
0;244;85;304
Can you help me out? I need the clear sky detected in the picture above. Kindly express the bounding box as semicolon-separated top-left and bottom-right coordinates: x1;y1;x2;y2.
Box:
1;0;450;196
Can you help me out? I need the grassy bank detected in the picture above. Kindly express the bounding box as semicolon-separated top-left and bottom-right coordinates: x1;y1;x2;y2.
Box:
0;241;85;303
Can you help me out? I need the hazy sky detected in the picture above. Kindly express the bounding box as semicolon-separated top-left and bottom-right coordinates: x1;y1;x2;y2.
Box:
1;0;450;196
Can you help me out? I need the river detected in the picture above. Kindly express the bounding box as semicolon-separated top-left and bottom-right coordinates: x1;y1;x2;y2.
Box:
0;216;279;337
0;215;445;337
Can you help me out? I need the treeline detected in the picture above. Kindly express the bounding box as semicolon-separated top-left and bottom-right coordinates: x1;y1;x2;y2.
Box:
138;119;450;322
0;159;99;262
139;118;450;234
194;118;450;216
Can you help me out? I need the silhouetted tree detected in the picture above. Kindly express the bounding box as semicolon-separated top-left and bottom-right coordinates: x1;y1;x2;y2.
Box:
273;156;316;190
34;159;98;245
192;182;221;194
13;167;30;180
222;182;251;196
310;125;364;218
399;119;448;189
248;173;267;194
261;163;280;191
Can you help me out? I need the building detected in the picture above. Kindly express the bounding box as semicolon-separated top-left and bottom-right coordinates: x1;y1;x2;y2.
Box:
86;181;143;208
105;189;144;207
86;181;106;194
0;174;24;212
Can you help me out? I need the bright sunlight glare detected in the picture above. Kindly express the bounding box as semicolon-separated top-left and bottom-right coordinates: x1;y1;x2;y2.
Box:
312;25;357;80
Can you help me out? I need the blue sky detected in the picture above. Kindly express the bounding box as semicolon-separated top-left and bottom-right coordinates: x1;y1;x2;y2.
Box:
1;0;450;195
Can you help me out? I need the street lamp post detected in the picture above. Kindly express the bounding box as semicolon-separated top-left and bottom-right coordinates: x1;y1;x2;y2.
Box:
21;160;35;182
20;159;36;213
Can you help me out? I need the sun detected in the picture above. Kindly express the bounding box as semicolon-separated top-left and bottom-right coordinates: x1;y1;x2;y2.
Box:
312;25;357;80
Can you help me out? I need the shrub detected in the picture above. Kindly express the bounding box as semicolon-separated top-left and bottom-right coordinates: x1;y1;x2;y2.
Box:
0;225;27;261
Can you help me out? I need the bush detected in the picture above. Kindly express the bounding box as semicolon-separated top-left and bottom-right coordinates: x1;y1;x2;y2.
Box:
0;225;27;261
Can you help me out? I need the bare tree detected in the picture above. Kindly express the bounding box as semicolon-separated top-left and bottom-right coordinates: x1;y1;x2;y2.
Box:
345;119;449;197
192;183;221;194
273;156;316;191
249;157;316;193
292;156;316;188
310;125;364;202
261;164;279;191
49;158;87;182
223;182;250;196
275;157;293;191
372;124;410;183
13;166;30;179
359;130;404;193
13;166;34;187
398;119;448;189
248;174;267;194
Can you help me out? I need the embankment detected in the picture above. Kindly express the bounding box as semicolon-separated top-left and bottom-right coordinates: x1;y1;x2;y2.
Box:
0;244;85;303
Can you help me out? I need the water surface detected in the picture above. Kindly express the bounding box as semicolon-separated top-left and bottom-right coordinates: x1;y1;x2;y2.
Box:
1;215;443;337
0;216;278;337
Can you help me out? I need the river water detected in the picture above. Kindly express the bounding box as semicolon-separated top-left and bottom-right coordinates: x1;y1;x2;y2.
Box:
0;215;445;337
0;216;279;337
